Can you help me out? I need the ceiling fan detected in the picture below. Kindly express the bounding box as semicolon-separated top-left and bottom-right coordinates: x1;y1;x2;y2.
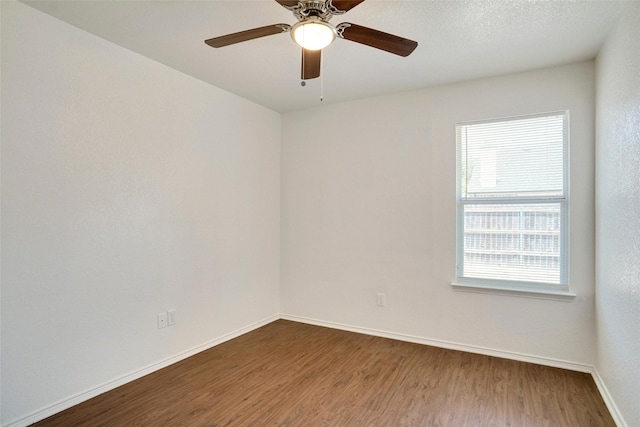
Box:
204;0;418;80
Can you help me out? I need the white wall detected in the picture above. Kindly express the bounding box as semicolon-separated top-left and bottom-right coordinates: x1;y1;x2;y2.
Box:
282;61;596;367
595;3;640;426
0;3;3;424
1;2;280;425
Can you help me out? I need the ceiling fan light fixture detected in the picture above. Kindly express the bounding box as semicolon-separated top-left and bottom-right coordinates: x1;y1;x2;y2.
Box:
291;18;336;50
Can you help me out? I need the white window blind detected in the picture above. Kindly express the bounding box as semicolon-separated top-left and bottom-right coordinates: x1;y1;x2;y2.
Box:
456;112;568;291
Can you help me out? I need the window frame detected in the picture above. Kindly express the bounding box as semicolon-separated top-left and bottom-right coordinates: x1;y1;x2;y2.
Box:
453;111;573;298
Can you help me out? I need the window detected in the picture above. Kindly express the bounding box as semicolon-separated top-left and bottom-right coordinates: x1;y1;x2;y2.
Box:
455;112;570;295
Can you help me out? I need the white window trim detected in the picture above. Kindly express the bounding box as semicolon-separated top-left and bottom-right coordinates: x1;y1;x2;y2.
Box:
450;281;576;300
454;111;573;299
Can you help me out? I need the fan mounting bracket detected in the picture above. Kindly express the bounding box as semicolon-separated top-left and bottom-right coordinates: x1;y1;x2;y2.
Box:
335;22;351;38
276;23;292;33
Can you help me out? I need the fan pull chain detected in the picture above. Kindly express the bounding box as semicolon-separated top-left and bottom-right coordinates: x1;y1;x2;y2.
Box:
320;49;324;102
301;47;305;87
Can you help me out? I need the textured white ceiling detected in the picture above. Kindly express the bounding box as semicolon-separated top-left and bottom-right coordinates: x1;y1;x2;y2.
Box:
23;0;628;113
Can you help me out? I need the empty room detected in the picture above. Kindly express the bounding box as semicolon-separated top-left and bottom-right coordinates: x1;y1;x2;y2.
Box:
1;0;638;426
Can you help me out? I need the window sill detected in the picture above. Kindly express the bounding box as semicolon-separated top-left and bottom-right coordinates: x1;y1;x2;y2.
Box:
451;282;577;301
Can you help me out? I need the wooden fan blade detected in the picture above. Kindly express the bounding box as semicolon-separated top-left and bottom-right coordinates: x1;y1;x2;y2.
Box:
338;23;417;57
330;0;366;13
301;49;321;80
205;24;290;48
275;0;300;9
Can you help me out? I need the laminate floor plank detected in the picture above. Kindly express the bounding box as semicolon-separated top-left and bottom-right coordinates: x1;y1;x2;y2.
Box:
32;320;615;426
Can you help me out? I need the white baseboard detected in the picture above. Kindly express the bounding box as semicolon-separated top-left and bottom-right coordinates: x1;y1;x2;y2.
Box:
5;314;279;427
591;367;627;427
280;314;593;373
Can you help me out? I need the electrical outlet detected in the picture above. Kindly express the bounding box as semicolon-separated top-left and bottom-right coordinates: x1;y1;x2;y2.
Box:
376;293;386;307
167;309;177;326
158;312;167;329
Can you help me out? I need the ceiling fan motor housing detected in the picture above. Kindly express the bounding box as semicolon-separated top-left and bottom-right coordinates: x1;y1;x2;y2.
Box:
289;1;347;22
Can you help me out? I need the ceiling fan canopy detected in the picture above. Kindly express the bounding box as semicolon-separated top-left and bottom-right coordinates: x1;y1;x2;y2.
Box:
204;0;418;80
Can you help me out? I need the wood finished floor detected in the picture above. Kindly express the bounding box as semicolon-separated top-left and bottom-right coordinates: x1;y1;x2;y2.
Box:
32;320;615;426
